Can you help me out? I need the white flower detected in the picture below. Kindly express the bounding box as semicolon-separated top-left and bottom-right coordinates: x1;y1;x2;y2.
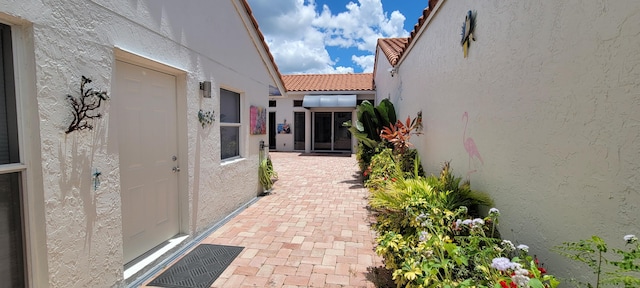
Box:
490;257;513;271
455;219;462;227
517;244;529;253
514;267;528;276
512;262;523;270
624;234;638;244
472;218;485;226
502;240;516;250
489;207;500;215
461;219;473;226
511;270;530;287
419;231;429;242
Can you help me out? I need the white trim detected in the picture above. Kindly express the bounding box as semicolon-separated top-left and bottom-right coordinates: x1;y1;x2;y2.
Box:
397;0;447;67
221;156;245;166
0;163;27;174
114;47;187;75
1;18;49;288
113;50;190;268
219;87;244;160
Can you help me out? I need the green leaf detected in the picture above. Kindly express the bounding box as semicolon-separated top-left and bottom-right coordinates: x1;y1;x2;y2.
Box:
592;235;608;252
360;110;379;141
549;277;561;288
355;119;364;131
528;278;544;288
379;98;397;124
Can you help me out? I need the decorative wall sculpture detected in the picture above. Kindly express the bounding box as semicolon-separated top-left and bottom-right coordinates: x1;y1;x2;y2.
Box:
66;76;109;134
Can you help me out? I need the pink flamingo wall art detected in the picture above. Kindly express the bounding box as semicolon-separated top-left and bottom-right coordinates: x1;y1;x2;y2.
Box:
462;112;483;176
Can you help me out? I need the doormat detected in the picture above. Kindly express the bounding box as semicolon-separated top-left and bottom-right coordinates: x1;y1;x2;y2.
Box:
148;244;244;288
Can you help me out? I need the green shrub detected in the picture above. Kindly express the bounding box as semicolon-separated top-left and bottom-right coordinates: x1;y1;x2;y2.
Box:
425;161;493;216
555;235;640;288
369;164;558;287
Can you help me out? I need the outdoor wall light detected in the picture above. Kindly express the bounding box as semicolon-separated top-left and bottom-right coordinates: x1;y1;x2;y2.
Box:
387;67;397;77
200;81;211;98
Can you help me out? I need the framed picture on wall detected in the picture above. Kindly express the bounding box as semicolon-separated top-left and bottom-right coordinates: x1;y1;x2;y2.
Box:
250;105;267;135
277;119;291;134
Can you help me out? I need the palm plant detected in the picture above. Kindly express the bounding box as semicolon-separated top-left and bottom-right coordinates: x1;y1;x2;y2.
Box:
425;161;492;214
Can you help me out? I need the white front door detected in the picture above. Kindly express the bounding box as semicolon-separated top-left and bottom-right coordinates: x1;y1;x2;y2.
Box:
115;60;180;264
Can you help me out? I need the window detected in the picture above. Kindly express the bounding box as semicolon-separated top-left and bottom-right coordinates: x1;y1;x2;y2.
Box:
293;100;303;107
0;23;25;287
268;100;276;107
220;88;241;160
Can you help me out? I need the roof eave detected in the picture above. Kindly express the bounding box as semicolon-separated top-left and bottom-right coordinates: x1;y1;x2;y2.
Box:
286;90;375;95
397;0;445;67
235;0;288;97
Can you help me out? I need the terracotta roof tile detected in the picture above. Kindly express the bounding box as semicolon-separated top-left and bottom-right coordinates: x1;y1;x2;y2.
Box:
283;73;374;92
381;0;440;66
378;38;409;66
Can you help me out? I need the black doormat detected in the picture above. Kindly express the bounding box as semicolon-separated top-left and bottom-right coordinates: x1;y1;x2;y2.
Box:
148;244;244;288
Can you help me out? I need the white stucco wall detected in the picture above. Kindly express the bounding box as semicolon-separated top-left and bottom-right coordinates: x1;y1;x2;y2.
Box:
0;0;276;287
389;0;640;281
373;49;401;105
269;97;298;151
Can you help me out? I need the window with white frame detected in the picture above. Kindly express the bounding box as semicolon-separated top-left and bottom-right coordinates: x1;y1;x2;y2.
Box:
220;88;241;160
0;22;26;287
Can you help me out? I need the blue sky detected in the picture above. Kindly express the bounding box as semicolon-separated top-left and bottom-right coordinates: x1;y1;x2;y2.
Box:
246;0;429;74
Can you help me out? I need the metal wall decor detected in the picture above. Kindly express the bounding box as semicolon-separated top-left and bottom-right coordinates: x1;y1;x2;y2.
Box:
65;76;109;134
461;10;477;58
198;109;215;128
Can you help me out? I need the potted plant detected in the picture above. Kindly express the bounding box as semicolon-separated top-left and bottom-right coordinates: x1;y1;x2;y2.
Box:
258;150;277;193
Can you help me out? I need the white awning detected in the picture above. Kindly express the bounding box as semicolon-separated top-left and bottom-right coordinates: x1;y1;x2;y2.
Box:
302;95;357;108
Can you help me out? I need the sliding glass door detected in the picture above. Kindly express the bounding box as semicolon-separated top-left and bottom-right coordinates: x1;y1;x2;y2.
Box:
313;112;332;150
312;111;352;152
294;112;305;150
333;112;351;151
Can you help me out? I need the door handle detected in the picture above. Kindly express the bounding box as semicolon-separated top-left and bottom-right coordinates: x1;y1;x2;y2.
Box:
172;166;181;173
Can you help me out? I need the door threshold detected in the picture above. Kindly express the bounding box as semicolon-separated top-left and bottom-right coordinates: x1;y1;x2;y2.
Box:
123;234;189;280
301;151;352;156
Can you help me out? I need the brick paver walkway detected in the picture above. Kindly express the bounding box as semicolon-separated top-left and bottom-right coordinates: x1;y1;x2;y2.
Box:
147;152;383;287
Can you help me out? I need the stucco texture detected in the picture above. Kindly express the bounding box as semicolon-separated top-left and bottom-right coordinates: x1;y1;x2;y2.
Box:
1;0;274;287
386;0;640;281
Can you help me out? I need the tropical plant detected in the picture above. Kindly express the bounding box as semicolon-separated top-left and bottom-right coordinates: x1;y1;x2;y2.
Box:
554;234;640;288
366;147;559;287
379;111;423;155
343;99;397;147
425;161;493;215
344;99;397;171
373;196;559;287
258;150;277;192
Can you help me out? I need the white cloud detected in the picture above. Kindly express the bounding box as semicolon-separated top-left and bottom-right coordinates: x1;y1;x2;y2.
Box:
246;0;408;74
352;54;376;72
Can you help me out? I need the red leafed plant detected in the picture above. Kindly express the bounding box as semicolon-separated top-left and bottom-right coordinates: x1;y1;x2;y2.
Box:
380;111;422;154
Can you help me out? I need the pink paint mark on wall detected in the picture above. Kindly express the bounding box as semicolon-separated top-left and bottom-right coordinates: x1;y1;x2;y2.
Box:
462;112;483;177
